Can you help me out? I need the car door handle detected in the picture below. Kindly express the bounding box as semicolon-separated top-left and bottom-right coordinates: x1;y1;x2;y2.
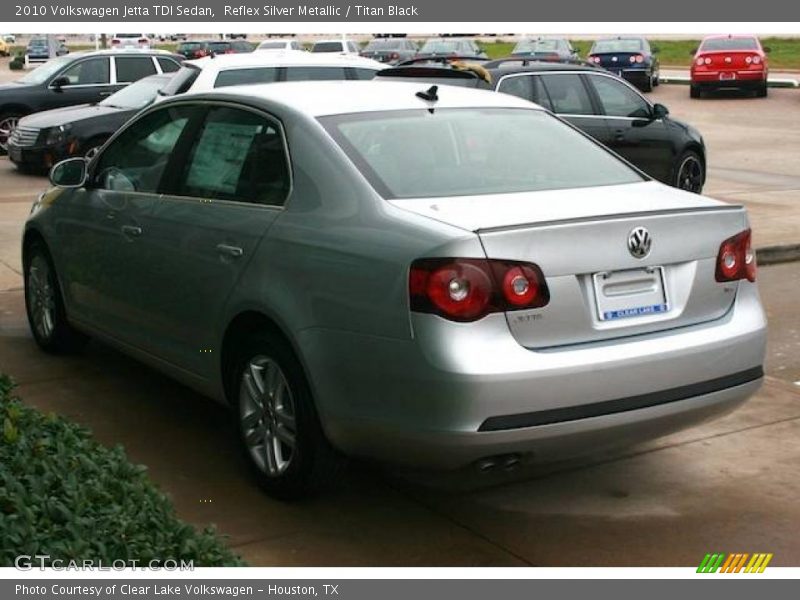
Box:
614;129;626;141
216;244;243;258
98;91;113;96
121;225;142;237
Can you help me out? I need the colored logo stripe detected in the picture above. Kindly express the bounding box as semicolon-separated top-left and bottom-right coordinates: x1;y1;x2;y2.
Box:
698;553;772;573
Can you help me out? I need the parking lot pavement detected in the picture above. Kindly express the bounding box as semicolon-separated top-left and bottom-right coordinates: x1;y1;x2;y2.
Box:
0;80;799;566
644;84;800;249
1;268;799;566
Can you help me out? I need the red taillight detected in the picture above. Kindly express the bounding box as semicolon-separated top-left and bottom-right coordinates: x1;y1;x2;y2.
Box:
391;52;399;59
409;258;549;322
589;55;600;63
715;229;756;283
111;39;120;45
752;55;762;64
138;38;148;44
630;54;644;63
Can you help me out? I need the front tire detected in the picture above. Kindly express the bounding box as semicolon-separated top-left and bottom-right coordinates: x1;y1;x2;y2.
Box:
673;150;705;194
24;241;88;353
0;112;23;154
233;332;344;500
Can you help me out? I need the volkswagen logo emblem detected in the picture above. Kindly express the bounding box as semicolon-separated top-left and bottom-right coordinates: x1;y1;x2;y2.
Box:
627;227;652;259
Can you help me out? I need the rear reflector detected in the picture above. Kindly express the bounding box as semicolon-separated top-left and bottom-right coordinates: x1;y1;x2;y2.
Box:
715;229;756;283
409;258;549;322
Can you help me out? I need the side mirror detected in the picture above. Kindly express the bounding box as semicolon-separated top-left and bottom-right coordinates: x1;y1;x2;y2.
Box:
763;46;771;53
49;157;87;188
652;103;669;119
690;47;698;55
51;76;70;90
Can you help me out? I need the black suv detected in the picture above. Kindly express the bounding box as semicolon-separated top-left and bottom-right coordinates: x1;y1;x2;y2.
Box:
0;50;182;153
377;58;706;193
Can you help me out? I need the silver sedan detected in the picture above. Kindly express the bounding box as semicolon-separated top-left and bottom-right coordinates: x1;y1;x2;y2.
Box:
23;81;767;499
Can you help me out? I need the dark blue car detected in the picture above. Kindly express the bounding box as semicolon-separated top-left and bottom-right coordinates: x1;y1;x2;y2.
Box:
588;36;660;92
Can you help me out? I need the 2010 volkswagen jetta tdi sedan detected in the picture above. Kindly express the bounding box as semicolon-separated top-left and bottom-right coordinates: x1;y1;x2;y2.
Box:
23;81;767;499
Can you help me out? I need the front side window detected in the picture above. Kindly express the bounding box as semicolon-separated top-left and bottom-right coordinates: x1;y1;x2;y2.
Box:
59;57;110;86
94;106;196;193
115;56;157;83
589;75;651;118
497;76;534;102
177;107;290;206
321;108;643;199
538;74;594;116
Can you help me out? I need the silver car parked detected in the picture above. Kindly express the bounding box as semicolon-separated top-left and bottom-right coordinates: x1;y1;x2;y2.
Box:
24;82;767;499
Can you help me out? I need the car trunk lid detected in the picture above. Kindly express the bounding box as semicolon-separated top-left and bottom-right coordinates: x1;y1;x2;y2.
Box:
391;181;748;348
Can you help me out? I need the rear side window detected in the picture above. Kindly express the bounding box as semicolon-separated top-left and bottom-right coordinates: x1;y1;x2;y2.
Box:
95;105;197;194
178;107;290;206
285;66;348;81
538;74;594;116
215;67;279;87
157;57;181;73
115;56;157;83
497;75;534;102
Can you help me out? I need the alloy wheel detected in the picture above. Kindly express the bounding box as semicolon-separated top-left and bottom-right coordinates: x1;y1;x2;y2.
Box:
239;355;297;476
27;254;56;341
676;155;704;193
0;115;20;152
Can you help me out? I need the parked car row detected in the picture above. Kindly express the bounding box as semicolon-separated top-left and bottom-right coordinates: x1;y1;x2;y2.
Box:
25;79;767;499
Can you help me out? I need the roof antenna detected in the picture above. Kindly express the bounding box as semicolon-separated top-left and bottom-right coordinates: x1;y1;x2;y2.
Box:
416;85;439;102
416;85;439;113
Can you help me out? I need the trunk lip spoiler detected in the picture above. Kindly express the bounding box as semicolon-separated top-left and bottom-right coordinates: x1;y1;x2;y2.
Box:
476;205;746;235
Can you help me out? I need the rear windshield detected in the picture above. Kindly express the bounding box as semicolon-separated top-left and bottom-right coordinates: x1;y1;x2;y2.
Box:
701;37;759;51
419;39;471;54
312;42;344;53
513;39;563;53
207;42;231;52
364;39;404;51
115;34;143;39
591;39;643;53
158;65;199;96
259;41;290;49
179;42;203;49
321;108;643;199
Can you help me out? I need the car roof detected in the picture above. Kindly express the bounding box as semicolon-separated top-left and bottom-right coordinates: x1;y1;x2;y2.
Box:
188;51;384;71
701;34;759;40
65;48;176;57
196;80;541;117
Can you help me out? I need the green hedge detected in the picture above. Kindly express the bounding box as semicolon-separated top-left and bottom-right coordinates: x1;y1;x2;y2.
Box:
0;374;244;567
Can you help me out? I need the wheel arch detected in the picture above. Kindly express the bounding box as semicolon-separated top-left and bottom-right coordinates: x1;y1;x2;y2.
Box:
219;310;312;408
0;103;33;118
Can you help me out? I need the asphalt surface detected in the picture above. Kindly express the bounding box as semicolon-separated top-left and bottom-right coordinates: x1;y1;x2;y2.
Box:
0;79;799;567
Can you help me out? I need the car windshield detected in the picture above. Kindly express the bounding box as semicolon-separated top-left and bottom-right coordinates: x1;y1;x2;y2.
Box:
419;39;470;54
364;39;404;51
100;76;168;109
513;39;563;53
15;55;73;84
321;108;643;199
592;39;644;53
701;37;759;51
312;42;345;53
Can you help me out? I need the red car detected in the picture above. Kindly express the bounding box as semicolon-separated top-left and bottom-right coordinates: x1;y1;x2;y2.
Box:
690;35;769;98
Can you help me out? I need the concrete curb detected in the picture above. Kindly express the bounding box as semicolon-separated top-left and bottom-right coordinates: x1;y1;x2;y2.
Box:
756;243;800;265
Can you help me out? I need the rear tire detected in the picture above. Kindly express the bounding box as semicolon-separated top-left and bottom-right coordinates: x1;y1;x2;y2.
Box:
690;85;700;99
24;241;89;353
232;332;344;500
673;150;705;194
757;82;768;98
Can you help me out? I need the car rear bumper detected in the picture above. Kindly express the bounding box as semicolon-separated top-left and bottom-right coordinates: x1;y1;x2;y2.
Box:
304;282;767;469
691;70;767;88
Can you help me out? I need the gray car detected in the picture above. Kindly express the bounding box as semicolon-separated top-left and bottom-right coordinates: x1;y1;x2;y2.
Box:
23;82;767;499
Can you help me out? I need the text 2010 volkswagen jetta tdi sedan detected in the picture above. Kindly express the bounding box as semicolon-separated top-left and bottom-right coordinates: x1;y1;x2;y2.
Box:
23;81;767;499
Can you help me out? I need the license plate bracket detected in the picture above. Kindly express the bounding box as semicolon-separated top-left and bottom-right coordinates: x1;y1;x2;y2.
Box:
593;266;669;322
720;72;737;81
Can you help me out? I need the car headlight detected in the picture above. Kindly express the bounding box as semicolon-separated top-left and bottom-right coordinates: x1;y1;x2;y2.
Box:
44;124;72;146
